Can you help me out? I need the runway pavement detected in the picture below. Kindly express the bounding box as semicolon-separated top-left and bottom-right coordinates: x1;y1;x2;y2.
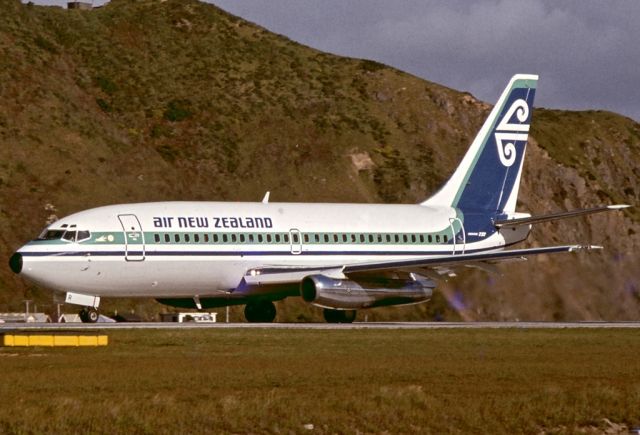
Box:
1;321;640;330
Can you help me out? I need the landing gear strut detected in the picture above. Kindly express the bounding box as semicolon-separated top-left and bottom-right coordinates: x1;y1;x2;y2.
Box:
323;309;356;324
79;307;99;323
244;300;277;323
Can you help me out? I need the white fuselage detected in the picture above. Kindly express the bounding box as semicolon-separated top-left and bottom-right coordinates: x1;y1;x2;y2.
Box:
15;201;529;298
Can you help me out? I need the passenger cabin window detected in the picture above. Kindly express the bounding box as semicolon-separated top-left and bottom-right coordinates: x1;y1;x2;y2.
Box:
223;234;228;243
324;234;329;243
284;234;289;243
360;234;365;243
342;234;347;243
185;234;190;243
165;234;170;243
428;235;433;243
204;234;210;243
386;235;391;243
411;235;416;243
240;234;245;243
249;234;254;243
293;233;299;243
444;235;448;243
314;234;320;243
275;234;281;243
154;234;160;243
333;234;338;243
194;234;200;243
436;235;440;243
267;234;272;243
351;234;356;243
419;235;424;243
258;234;263;243
368;234;373;243
304;234;309;243
231;234;237;243
174;234;180;243
213;234;219;243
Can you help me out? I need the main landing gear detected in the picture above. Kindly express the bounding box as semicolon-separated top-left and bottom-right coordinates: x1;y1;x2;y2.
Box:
244;300;277;323
79;307;99;323
323;309;356;324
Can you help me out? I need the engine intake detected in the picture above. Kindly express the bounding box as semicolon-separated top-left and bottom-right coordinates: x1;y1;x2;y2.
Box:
300;274;434;310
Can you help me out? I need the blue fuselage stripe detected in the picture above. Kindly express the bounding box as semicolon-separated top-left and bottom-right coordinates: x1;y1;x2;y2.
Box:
18;245;512;258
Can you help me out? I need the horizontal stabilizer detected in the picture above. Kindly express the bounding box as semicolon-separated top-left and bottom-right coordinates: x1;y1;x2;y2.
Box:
494;205;630;228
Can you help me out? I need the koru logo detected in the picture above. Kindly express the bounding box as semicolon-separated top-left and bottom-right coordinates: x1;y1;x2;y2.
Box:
494;98;530;167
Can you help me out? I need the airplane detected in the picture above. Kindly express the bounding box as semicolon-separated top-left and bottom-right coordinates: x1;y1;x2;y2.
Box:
8;74;629;323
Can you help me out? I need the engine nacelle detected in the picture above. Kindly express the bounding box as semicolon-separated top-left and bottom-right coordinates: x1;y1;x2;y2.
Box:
300;274;434;310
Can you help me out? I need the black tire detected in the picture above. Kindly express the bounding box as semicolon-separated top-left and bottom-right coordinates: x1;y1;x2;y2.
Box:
323;309;356;324
86;308;99;323
340;310;356;324
79;307;99;323
244;300;276;323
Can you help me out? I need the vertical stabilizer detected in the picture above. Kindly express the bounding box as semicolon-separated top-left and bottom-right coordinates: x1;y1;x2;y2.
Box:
421;74;538;214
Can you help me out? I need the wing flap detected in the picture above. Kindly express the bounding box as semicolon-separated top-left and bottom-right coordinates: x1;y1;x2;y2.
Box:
343;245;599;274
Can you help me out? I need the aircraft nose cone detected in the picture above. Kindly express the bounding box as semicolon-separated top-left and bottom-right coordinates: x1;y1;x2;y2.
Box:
9;252;23;274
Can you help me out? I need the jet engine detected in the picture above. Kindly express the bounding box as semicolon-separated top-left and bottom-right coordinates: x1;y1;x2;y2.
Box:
300;274;434;310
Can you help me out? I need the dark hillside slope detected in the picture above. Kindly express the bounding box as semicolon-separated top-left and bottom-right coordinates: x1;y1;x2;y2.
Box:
0;0;637;320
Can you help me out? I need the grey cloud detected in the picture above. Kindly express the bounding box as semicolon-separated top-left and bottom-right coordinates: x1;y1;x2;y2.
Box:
210;0;640;121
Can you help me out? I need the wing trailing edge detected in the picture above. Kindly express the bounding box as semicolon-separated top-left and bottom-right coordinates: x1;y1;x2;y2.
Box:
342;245;600;274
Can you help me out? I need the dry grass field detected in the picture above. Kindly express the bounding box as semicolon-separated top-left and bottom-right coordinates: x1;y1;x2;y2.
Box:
0;328;639;434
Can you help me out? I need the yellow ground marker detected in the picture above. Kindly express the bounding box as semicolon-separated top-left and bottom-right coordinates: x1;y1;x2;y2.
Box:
2;333;108;347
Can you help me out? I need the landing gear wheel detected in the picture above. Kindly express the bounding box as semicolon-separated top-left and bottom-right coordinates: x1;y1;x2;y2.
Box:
323;309;356;324
244;300;277;323
79;307;99;323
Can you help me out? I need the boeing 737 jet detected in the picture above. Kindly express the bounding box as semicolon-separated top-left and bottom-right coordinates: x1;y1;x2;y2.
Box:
8;74;628;323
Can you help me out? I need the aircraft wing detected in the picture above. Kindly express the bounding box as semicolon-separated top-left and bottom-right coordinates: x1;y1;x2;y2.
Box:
494;205;629;228
241;244;598;286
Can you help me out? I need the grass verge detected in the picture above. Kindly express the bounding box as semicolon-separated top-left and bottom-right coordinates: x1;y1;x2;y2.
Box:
0;328;639;434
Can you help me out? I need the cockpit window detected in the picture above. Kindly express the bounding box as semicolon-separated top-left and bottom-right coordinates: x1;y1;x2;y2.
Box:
37;227;90;242
38;230;65;240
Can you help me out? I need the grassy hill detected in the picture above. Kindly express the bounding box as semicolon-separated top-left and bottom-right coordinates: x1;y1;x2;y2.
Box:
0;0;638;321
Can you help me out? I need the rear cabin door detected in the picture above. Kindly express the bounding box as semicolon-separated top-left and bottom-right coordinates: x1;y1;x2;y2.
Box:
289;229;302;255
118;214;145;261
449;217;466;255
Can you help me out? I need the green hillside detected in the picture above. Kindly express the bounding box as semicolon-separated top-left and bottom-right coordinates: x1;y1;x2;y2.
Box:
0;0;638;321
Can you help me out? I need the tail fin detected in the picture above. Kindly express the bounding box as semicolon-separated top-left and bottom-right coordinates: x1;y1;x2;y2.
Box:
421;74;538;214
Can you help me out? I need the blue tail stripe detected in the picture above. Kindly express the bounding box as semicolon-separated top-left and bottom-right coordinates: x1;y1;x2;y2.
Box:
455;87;536;212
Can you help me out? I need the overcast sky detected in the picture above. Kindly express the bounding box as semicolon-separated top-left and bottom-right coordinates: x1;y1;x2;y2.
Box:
30;0;640;121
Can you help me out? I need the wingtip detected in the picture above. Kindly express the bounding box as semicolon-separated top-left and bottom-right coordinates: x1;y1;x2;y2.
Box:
607;204;631;210
571;245;604;252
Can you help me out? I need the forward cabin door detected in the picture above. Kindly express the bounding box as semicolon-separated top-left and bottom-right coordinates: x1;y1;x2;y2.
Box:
118;214;145;261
